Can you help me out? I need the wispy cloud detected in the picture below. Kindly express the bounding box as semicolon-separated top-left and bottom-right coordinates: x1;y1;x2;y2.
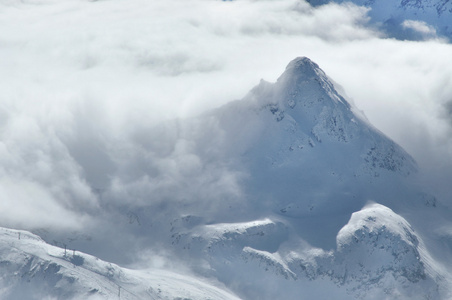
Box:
402;19;438;39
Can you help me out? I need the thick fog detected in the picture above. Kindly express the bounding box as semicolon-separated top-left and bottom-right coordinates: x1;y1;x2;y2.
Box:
1;0;452;263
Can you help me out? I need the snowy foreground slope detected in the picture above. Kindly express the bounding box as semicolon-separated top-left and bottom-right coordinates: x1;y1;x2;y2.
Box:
1;204;449;300
0;227;240;300
307;0;452;40
4;57;452;299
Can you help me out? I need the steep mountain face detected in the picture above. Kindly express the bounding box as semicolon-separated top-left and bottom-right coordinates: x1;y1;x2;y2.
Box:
171;57;420;233
307;0;452;40
4;57;451;299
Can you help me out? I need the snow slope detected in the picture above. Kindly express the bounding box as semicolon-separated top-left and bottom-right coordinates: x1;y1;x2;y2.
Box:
171;204;450;299
0;227;240;300
307;0;452;40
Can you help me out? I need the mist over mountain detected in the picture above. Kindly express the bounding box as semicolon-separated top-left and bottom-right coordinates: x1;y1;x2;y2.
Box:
2;57;452;299
2;0;452;299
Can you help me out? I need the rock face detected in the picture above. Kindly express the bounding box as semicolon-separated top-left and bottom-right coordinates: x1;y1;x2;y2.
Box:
307;0;452;40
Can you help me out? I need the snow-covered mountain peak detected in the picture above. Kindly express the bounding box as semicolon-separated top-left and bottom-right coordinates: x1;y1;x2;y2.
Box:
280;56;321;80
239;56;354;142
336;203;418;248
205;57;417;212
274;56;349;109
246;56;348;111
332;203;445;299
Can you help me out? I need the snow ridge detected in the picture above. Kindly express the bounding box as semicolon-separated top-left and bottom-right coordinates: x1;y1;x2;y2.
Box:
0;228;240;300
170;204;447;299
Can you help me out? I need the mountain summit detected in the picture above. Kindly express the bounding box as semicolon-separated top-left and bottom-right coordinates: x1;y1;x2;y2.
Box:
211;57;417;213
279;56;333;85
277;56;348;108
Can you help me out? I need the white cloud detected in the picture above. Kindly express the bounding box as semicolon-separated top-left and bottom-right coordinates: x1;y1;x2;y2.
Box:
0;177;92;230
402;19;437;38
1;0;452;260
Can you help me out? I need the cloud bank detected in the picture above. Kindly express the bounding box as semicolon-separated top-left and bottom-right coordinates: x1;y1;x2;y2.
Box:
1;0;452;262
